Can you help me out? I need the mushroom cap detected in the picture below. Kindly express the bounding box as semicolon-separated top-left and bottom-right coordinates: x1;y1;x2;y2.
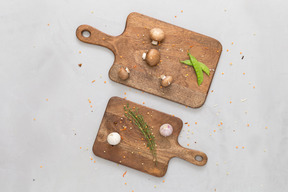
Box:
118;67;129;80
150;28;165;42
161;75;173;87
146;49;160;66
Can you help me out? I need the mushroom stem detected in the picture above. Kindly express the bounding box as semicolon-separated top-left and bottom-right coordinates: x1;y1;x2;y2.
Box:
160;75;166;80
125;67;130;73
142;52;147;60
151;40;158;45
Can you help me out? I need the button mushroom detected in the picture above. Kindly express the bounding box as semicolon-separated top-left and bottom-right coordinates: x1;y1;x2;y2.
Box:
161;75;173;87
142;49;160;66
118;67;130;80
150;28;165;45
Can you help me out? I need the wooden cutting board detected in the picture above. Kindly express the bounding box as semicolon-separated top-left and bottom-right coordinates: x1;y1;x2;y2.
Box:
93;97;207;177
76;12;222;108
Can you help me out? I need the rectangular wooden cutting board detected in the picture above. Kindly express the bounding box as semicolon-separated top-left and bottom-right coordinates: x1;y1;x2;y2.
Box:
93;97;207;177
76;12;222;108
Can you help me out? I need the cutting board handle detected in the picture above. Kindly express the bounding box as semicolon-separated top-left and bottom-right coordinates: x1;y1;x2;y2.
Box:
76;25;117;52
172;144;208;166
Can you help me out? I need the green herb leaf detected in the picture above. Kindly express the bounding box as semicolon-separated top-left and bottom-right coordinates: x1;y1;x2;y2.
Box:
124;104;157;165
188;53;203;85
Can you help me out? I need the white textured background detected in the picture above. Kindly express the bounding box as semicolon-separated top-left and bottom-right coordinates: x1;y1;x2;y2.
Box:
1;0;288;191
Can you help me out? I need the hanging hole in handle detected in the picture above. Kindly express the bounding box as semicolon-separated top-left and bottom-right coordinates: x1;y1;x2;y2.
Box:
81;30;91;38
195;155;203;162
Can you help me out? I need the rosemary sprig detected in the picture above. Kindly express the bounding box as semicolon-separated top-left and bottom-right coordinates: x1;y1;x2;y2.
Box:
124;104;157;164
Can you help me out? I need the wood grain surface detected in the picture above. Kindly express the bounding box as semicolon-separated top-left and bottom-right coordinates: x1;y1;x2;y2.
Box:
76;12;222;108
93;97;208;177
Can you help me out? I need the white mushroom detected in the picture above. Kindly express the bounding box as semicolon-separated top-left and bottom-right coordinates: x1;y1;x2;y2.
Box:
107;132;121;145
150;28;165;45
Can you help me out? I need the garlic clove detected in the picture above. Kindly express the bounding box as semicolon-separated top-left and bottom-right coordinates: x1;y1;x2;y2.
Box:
107;132;121;145
159;124;173;137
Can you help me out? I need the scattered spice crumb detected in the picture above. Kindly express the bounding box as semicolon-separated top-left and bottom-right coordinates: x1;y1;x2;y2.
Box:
120;56;123;59
45;98;48;101
80;147;82;149
195;122;197;125
79;51;81;54
222;72;224;75
78;64;82;67
243;72;245;75
242;146;245;149
88;99;91;103
40;166;43;168
124;92;126;95
265;126;268;129
247;124;250;127
240;52;243;54
123;171;127;177
211;90;214;92
241;56;244;60
181;10;183;13
125;182;127;185
104;81;106;84
229;62;232;66
236;146;238;149
226;49;229;52
231;42;234;45
187;144;190;146
33;118;36;121
92;80;95;83
253;86;255;89
229;101;232;104
142;102;145;104
174;16;177;18
213;130;216;132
